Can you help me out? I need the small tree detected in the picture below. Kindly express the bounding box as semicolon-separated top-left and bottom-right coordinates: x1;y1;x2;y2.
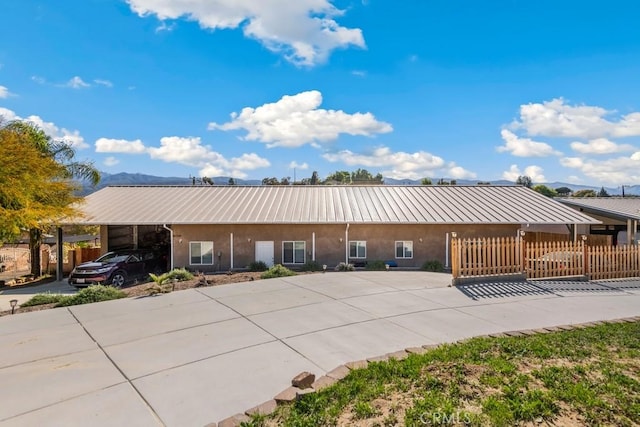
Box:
516;175;533;188
573;189;597;197
326;171;351;184
310;171;319;185
532;184;558;198
262;177;279;185
555;186;572;196
421;178;432;185
597;186;610;197
228;177;236;185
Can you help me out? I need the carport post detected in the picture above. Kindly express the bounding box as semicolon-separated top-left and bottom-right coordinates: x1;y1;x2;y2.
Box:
56;227;63;281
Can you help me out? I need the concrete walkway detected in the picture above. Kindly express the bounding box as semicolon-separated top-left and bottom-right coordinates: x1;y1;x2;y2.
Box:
0;280;77;312
1;272;639;426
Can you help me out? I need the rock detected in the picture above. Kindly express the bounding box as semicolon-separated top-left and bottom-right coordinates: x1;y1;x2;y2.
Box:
291;371;315;389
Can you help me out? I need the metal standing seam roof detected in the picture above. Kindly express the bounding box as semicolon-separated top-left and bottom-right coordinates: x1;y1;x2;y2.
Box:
70;185;600;226
557;197;640;221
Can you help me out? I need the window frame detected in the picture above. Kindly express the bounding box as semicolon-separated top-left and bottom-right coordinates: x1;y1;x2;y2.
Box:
189;241;214;265
282;241;306;264
395;240;413;259
349;240;367;259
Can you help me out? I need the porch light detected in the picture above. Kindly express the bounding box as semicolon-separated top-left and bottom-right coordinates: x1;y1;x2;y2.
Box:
9;299;18;315
322;264;327;273
385;264;390;271
582;235;588;241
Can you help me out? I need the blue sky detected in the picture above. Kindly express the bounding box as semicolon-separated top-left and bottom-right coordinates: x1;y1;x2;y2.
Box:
1;0;639;186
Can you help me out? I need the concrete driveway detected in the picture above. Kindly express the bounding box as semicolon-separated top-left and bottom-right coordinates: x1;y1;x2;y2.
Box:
1;272;639;426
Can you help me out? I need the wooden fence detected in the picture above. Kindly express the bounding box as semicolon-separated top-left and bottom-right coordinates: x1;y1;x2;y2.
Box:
451;236;640;281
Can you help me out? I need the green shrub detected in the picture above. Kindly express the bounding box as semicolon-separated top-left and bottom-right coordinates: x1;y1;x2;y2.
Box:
248;261;268;272
21;293;68;307
163;268;194;281
300;260;323;272
261;264;296;279
422;259;444;272
335;262;355;271
56;286;126;307
365;260;387;271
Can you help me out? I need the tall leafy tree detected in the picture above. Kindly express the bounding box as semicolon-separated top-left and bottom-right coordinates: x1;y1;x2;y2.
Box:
310;171;319;185
326;171;351;184
516;175;533;188
421;178;432;185
0;120;99;276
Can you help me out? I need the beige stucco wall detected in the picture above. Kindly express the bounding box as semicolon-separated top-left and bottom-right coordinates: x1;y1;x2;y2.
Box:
165;223;519;271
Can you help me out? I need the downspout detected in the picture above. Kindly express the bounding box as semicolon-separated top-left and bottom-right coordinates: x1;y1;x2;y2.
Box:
312;232;316;261
230;233;234;270
162;224;174;271
445;232;450;269
345;223;350;264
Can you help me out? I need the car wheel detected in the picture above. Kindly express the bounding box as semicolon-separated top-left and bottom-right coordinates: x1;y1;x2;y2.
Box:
110;271;127;288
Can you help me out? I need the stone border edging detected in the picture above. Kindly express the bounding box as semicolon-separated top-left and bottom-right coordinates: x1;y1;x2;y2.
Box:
211;315;640;427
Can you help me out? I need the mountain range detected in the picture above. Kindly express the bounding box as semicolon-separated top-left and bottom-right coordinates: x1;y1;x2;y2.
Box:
80;172;640;196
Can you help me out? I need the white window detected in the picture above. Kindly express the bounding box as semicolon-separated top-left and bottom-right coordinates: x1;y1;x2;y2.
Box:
190;241;214;265
283;241;305;264
395;241;413;259
349;241;367;258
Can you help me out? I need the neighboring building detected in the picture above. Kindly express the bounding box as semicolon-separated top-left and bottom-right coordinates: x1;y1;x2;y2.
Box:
70;185;598;272
558;197;640;245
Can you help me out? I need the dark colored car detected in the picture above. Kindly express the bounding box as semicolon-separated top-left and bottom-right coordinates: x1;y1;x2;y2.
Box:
68;249;162;288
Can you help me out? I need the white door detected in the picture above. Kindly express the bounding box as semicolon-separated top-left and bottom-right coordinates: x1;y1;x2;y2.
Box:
255;241;274;267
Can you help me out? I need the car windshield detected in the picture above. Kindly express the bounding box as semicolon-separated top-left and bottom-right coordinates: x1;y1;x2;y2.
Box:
95;253;130;263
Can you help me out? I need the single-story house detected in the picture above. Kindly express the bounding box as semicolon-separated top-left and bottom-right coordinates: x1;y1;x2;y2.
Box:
70;185;598;272
558;197;640;245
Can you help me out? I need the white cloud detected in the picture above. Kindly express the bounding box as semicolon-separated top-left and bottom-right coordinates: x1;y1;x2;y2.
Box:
570;138;635;154
95;138;146;153
289;161;308;170
147;136;270;178
559;157;584;169
126;0;365;66
322;146;476;180
64;76;91;89
0;85;10;98
497;129;561;157
512;98;640;139
155;21;176;33
103;156;120;167
31;76;46;84
560;153;640;185
502;164;546;183
93;79;113;88
0;107;88;149
209;90;392;148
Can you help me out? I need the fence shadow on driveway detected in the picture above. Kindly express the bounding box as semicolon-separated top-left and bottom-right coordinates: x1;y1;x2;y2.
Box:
457;281;554;301
457;279;632;301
